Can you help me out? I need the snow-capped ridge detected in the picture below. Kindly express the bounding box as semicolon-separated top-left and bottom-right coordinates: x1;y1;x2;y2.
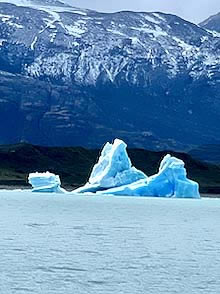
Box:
0;0;89;15
0;0;68;8
0;2;220;150
200;12;220;33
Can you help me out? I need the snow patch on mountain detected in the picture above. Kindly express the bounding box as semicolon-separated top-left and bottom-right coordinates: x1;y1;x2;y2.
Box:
30;36;38;50
26;53;73;79
130;25;168;38
153;13;166;22
65;20;87;37
0;12;12;20
0;2;219;85
144;14;161;24
106;29;127;37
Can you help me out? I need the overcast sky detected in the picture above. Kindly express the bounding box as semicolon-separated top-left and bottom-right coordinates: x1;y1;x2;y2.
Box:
66;0;220;24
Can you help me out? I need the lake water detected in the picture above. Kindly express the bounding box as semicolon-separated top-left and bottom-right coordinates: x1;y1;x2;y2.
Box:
0;191;220;294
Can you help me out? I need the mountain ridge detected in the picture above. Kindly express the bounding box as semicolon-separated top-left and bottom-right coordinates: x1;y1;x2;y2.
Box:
199;12;220;33
0;2;220;150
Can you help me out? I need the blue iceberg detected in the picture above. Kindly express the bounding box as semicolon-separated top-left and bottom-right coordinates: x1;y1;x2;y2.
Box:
28;138;200;198
75;139;200;199
28;172;66;193
74;139;147;193
98;154;200;198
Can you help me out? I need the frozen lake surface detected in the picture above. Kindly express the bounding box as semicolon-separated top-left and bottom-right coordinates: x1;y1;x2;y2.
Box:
0;191;220;294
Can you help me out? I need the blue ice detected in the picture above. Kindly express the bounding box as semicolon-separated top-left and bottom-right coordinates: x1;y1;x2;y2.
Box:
28;172;66;193
74;139;147;193
75;140;200;199
98;154;200;198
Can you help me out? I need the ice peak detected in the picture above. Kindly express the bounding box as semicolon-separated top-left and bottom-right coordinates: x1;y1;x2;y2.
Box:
0;0;69;7
75;139;147;193
75;139;200;199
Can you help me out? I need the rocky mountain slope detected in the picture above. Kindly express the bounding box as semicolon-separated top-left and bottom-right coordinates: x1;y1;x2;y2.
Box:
0;0;220;150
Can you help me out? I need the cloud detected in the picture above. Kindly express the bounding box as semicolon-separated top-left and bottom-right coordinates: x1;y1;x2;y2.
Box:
66;0;220;23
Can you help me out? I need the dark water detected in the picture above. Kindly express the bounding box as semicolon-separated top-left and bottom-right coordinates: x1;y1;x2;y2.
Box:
0;191;220;293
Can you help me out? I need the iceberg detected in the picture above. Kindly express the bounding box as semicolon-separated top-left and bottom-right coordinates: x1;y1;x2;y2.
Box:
28;171;66;193
74;139;147;193
27;139;200;198
74;138;200;198
97;154;200;198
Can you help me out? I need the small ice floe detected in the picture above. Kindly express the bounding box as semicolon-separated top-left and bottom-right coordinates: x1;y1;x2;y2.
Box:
28;171;66;193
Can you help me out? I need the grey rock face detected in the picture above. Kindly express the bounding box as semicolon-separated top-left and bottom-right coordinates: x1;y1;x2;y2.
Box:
0;1;220;149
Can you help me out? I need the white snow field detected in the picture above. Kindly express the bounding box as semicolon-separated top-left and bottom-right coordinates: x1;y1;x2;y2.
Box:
0;191;220;293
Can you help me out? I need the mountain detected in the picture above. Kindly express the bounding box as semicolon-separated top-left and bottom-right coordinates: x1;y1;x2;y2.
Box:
200;12;220;33
189;144;220;164
1;143;220;194
0;1;220;150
